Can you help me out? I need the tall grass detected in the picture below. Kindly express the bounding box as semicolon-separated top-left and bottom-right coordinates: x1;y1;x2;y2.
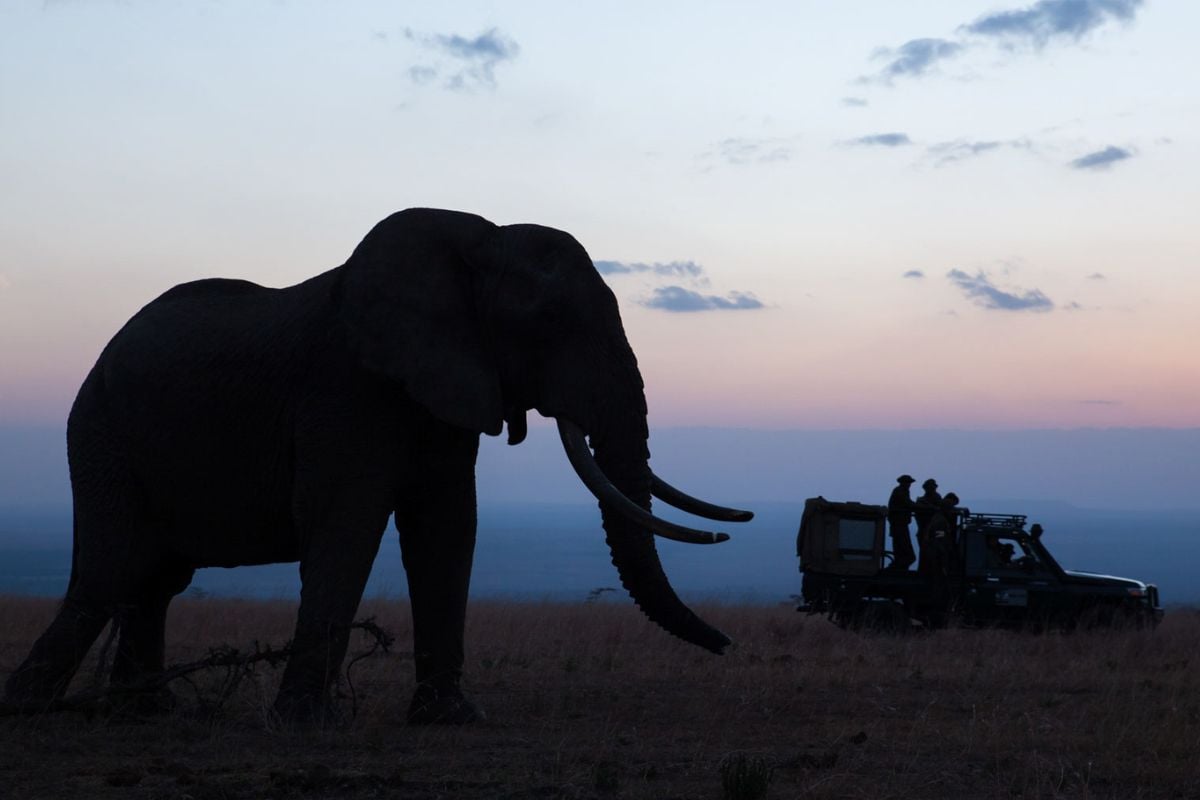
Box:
2;595;1198;798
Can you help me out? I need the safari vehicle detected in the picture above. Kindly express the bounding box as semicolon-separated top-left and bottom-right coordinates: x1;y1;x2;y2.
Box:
795;497;1163;631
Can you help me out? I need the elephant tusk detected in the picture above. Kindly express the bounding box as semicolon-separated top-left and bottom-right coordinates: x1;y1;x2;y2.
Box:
650;473;754;523
556;419;731;546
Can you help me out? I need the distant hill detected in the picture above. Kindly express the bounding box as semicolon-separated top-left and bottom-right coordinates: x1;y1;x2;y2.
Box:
3;500;1197;604
5;424;1197;512
475;424;1200;512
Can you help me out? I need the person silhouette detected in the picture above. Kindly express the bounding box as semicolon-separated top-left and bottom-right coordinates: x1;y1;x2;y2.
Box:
887;474;917;570
913;478;942;549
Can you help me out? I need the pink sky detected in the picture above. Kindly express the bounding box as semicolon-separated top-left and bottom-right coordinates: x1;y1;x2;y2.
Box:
2;1;1198;431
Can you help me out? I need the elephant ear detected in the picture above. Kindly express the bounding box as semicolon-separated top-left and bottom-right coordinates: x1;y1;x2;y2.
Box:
339;209;505;437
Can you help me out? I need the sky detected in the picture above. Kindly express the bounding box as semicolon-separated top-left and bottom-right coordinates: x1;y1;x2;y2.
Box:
1;0;1198;433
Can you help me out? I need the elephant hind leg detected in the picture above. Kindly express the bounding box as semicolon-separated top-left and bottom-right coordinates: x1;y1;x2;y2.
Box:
3;587;112;705
109;563;194;709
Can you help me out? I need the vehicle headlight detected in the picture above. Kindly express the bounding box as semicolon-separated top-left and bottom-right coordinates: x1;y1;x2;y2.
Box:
1126;587;1146;598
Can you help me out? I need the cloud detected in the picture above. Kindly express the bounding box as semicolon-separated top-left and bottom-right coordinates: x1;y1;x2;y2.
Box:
641;286;765;313
864;0;1144;85
404;27;519;91
961;0;1143;46
846;132;912;147
593;260;706;282
1080;399;1120;405
930;140;1001;162
1086;272;1106;280
841;96;869;107
598;259;762;312
707;136;795;166
947;268;1054;311
871;38;965;82
925;138;1034;166
903;270;925;279
408;65;438;85
1069;145;1133;170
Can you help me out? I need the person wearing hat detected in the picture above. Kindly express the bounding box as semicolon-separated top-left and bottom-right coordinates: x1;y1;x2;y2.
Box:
913;478;943;553
887;474;917;570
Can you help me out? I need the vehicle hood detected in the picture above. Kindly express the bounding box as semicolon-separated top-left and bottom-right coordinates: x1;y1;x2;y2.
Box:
1062;570;1145;590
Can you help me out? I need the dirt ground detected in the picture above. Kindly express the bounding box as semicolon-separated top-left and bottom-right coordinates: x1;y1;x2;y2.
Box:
1;596;1198;799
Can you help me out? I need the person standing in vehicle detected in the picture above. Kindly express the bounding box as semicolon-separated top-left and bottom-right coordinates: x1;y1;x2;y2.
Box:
913;478;942;550
887;474;917;570
921;491;960;576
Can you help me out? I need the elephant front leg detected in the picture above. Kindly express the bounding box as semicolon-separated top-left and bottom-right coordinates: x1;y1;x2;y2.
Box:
396;430;484;724
274;503;389;724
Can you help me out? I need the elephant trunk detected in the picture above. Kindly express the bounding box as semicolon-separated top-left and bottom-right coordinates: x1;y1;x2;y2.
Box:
586;408;732;655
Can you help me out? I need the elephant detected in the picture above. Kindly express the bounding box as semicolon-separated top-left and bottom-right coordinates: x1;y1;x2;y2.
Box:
3;208;753;724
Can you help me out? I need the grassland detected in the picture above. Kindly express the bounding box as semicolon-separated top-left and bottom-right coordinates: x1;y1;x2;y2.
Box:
1;595;1198;799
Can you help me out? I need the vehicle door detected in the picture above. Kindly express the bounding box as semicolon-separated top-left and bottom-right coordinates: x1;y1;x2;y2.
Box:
962;532;1059;624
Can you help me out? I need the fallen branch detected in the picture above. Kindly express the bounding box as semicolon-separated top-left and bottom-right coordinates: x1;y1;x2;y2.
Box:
0;617;394;718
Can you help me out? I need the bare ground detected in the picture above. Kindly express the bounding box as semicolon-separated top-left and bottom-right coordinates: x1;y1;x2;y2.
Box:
1;596;1198;799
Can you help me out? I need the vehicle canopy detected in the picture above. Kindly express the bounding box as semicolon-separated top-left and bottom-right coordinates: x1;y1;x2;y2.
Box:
796;497;887;575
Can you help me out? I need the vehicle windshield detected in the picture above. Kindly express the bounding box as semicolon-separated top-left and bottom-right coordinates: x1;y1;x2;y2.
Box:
968;532;1055;576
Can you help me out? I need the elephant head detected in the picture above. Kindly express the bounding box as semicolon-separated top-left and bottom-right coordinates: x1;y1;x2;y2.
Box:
340;208;752;654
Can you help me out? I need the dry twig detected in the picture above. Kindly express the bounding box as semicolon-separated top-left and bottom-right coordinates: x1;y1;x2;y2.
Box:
0;617;394;718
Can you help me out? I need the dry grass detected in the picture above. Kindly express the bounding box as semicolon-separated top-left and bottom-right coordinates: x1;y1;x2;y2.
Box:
1;595;1198;799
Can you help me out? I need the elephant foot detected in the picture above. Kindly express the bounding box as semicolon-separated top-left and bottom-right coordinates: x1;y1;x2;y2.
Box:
406;685;485;725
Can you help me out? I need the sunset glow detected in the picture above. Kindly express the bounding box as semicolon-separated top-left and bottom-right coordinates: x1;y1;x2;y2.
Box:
2;1;1198;430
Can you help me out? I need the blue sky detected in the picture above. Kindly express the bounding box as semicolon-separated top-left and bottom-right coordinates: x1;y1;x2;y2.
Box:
1;0;1197;430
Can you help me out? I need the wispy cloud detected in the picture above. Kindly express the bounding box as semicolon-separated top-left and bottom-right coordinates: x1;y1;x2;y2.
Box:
846;132;912;147
926;138;1034;166
1069;145;1133;170
903;270;925;279
870;38;965;83
1086;272;1106;280
704;136;796;166
961;0;1143;46
597;259;763;313
863;0;1144;85
403;27;520;91
594;260;706;282
643;286;764;313
947;268;1054;311
1080;399;1120;405
408;65;438;85
841;96;869;108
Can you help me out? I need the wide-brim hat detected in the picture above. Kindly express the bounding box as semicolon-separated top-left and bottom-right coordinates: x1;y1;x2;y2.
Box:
897;474;915;484
922;478;938;489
